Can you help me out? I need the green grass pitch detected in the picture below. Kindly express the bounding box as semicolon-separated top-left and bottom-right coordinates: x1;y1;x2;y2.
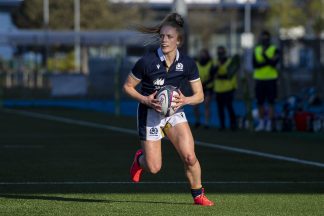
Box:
0;108;323;215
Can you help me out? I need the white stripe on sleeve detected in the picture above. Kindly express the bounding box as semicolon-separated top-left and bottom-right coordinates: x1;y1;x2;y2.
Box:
129;72;141;81
189;78;201;83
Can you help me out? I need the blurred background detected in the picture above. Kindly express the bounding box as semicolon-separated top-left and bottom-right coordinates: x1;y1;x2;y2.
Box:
0;0;323;131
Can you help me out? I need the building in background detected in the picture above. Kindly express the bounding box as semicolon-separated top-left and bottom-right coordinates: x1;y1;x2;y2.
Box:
0;0;270;60
0;0;323;102
0;0;21;60
112;0;269;58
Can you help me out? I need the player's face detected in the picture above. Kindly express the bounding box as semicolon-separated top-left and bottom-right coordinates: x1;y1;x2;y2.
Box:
159;25;179;55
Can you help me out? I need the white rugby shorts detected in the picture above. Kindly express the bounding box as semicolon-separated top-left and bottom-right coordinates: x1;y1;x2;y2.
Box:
137;103;187;141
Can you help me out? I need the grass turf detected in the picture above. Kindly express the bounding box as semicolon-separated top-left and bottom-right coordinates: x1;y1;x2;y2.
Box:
0;193;323;216
0;107;324;215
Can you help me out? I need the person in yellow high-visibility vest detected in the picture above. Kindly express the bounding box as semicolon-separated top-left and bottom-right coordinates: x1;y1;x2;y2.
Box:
209;46;239;131
253;30;280;132
194;49;214;129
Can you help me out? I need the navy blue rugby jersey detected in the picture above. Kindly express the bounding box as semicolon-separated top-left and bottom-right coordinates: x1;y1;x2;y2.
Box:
130;47;200;96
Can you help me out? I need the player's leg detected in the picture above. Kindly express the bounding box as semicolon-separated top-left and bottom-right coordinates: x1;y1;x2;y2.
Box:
131;105;163;182
167;122;201;187
165;121;214;206
130;140;162;182
139;140;162;174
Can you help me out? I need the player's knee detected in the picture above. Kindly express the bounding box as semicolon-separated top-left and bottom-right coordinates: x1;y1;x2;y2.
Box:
184;154;197;167
146;163;162;174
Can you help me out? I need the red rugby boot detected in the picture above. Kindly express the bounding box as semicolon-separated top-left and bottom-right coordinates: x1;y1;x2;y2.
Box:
193;188;214;206
130;149;143;182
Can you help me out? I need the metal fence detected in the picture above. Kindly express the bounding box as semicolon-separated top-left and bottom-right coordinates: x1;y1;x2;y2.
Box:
0;39;323;102
278;38;324;100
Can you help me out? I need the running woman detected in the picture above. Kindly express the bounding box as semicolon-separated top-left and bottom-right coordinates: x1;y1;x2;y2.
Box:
123;12;214;206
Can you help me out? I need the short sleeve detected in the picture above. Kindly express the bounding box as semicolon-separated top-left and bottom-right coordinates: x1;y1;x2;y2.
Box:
131;57;145;81
187;60;200;82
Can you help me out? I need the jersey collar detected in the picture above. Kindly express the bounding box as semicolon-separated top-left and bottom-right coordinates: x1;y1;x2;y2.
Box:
157;47;180;63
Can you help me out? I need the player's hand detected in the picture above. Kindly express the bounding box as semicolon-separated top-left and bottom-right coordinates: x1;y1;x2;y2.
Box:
143;91;162;112
172;89;187;111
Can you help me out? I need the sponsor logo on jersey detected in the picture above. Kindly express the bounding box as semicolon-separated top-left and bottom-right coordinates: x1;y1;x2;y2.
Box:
153;78;165;87
156;64;160;69
176;63;183;71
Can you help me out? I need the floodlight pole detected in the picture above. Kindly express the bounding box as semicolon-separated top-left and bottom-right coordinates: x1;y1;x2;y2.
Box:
244;0;251;33
74;0;81;73
43;0;49;73
172;0;188;54
242;0;253;72
241;0;254;131
43;0;49;34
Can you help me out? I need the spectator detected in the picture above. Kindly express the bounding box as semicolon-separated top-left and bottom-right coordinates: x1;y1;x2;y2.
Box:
209;46;239;131
253;30;280;132
194;48;214;129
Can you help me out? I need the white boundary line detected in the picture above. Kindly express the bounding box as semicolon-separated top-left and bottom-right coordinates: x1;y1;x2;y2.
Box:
2;145;44;149
3;109;324;169
3;109;137;135
1;181;324;185
195;141;324;168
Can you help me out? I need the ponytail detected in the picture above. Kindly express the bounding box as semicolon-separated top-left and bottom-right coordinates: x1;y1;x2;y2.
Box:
135;13;185;47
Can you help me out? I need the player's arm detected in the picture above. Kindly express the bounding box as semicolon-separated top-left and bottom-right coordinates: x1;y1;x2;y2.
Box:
173;59;204;109
174;80;204;110
187;80;204;105
123;74;161;112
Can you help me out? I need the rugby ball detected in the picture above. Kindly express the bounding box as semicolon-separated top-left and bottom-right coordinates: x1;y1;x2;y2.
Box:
156;85;180;117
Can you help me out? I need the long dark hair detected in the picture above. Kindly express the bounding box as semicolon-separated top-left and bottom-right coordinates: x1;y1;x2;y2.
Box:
136;13;185;47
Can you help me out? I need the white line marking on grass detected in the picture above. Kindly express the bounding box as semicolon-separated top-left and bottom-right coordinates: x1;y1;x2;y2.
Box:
3;109;137;135
2;145;44;149
1;181;324;185
4;109;324;169
195;141;324;168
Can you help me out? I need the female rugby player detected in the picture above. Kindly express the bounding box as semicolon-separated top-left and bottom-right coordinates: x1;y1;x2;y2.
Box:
123;13;214;206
